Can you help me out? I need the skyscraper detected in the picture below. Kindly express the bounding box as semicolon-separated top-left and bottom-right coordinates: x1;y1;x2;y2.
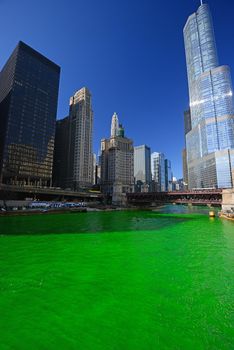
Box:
0;41;60;187
52;116;69;188
184;3;234;189
67;87;93;190
134;145;151;192
151;152;166;192
165;159;172;192
100;114;134;204
53;88;93;190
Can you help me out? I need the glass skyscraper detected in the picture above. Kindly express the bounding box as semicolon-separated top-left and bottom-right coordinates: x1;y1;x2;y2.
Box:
53;116;69;188
165;159;172;192
134;145;151;192
0;41;60;187
151;152;166;192
184;3;234;189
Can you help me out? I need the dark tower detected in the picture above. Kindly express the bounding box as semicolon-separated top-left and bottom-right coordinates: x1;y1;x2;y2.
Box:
0;41;60;187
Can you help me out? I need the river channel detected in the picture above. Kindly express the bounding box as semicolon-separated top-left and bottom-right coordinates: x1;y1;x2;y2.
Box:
0;205;233;349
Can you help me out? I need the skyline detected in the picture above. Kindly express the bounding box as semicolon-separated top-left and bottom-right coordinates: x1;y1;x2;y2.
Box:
1;0;234;178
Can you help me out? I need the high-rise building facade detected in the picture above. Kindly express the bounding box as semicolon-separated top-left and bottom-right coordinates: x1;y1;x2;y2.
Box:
182;148;188;187
165;159;172;192
184;3;234;189
67;87;93;190
134;145;151;192
53;88;93;190
0;41;60;187
52;116;69;188
184;109;192;136
100;114;134;204
151;152;166;192
182;109;192;188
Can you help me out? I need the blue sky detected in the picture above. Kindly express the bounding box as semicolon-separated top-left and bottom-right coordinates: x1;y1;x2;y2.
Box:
1;0;234;177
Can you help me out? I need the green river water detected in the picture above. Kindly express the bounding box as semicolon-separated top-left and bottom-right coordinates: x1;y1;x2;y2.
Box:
0;205;234;349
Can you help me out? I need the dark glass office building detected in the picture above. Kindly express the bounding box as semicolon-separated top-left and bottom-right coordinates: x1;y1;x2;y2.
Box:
52;116;69;188
0;41;60;187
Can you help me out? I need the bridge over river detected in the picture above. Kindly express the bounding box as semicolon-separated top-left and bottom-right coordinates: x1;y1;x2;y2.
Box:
0;185;227;208
127;190;222;207
0;184;103;202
